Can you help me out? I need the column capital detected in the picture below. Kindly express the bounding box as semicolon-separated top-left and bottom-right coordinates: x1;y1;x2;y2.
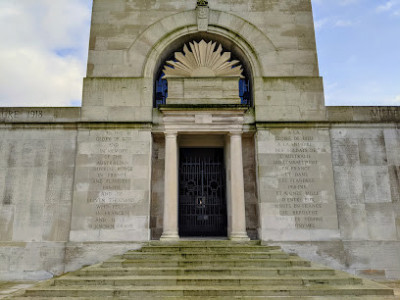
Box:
229;131;243;137
165;131;178;138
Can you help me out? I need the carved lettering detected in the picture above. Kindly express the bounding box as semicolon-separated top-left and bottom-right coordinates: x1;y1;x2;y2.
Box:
83;133;147;230
0;109;44;120
264;129;338;230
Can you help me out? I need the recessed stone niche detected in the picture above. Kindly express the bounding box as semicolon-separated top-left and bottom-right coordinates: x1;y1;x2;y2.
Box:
163;40;243;105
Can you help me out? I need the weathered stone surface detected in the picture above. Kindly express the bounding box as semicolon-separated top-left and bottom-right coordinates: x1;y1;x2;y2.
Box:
275;241;400;280
64;241;142;273
0;126;77;280
0;108;80;123
69;126;152;242
327;107;400;122
0;242;66;281
331;126;400;245
167;77;242;105
150;135;165;240
0;126;76;243
255;77;326;122
87;0;318;78
242;136;259;240
256;127;340;241
81;78;152;122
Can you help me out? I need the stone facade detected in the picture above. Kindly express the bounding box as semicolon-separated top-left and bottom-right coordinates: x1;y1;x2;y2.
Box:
0;0;399;281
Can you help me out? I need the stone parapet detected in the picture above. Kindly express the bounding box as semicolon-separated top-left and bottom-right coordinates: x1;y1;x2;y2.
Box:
0;107;80;123
327;106;400;123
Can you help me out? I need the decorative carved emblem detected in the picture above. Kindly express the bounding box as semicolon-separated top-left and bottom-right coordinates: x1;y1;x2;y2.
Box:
197;0;209;6
163;40;244;78
198;6;209;18
197;0;209;31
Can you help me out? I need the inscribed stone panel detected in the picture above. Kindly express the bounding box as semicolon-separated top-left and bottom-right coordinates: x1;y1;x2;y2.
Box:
0;108;80;123
70;128;152;242
256;128;339;241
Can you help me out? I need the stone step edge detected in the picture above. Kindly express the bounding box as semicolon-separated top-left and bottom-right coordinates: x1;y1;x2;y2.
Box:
105;257;306;262
147;240;261;245
56;275;362;281
10;294;400;300
23;284;394;294
77;267;335;274
138;245;280;249
9;296;400;300
123;251;290;255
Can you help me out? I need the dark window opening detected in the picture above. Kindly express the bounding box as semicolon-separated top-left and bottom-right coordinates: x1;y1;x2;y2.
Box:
155;72;167;107
155;74;251;108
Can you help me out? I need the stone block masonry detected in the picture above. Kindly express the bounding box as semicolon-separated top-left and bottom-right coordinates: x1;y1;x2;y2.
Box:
0;0;399;283
256;126;339;241
70;125;152;242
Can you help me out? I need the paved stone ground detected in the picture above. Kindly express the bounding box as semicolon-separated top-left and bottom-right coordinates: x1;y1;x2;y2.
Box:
0;282;36;299
1;280;399;299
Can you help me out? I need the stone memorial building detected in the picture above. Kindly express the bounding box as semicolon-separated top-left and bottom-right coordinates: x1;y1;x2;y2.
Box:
0;0;399;281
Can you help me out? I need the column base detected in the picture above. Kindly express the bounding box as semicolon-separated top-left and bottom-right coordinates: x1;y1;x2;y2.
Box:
160;232;180;242
229;232;250;242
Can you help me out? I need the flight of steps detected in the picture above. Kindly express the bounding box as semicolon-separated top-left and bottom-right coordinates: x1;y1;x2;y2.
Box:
10;241;396;299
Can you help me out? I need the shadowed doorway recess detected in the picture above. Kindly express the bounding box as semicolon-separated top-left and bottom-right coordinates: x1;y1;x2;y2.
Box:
179;148;227;237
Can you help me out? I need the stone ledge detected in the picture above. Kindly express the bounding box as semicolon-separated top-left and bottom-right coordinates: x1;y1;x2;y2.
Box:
327;106;400;122
159;104;249;111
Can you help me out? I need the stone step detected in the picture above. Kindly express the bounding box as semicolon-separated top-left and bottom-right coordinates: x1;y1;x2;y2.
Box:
139;245;281;253
101;258;312;268
10;241;396;299
54;276;363;287
76;266;336;277
147;240;262;246
122;251;290;260
23;284;395;297
10;296;400;300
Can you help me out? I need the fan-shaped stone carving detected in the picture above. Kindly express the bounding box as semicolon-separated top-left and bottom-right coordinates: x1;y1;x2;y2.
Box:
163;40;244;78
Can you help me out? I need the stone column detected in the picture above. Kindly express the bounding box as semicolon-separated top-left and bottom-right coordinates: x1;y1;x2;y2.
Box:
160;131;180;241
229;132;250;241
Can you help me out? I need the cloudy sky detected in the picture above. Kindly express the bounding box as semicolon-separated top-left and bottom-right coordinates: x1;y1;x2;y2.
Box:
0;0;399;107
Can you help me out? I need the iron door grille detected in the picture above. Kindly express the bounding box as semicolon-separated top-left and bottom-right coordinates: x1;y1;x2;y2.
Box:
179;148;227;237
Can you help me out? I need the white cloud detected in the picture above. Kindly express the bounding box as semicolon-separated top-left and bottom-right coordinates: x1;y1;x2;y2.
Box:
376;0;400;15
314;17;355;31
391;95;400;104
376;1;396;12
314;18;329;30
312;0;359;6
334;19;354;27
0;0;91;107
